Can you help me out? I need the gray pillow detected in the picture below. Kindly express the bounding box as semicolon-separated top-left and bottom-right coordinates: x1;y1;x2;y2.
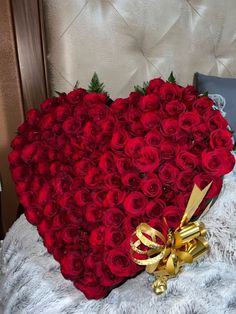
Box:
194;72;236;133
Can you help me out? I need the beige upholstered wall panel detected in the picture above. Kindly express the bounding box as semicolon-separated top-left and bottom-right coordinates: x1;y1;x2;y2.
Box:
0;0;24;232
43;0;236;99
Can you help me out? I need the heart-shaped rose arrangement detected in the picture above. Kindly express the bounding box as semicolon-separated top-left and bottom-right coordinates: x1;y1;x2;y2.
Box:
9;74;235;299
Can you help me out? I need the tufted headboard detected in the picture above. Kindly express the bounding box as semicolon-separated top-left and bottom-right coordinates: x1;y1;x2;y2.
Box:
12;0;236;110
43;0;236;99
3;0;236;235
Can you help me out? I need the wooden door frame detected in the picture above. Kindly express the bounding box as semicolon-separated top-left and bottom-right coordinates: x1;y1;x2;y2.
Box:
10;0;49;113
0;0;49;239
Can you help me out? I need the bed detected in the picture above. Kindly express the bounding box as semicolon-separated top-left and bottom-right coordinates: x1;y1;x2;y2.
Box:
1;1;236;313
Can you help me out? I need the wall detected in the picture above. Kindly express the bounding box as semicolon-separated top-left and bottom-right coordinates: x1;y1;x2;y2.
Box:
0;0;24;233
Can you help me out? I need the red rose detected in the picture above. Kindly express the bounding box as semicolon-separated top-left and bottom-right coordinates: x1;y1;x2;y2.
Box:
86;249;103;269
72;159;90;176
139;94;160;111
37;183;51;205
21;143;37;163
124;215;144;233
60;227;82;244
123;191;148;216
163;205;183;229
206;110;228;130
96;264;123;287
182;85;198;108
15;181;28;194
126;107;142;123
161;118;179;137
140;174;162;198
52;247;65;262
134;146;160;172
111;129;129;150
145;130;163;147
121;172;140;189
175;192;191;212
103;207;125;228
39;113;55;130
158;162;179;184
100;119;114;135
161;188;176;203
210;129;233;150
146;78;164;94
43;231;56;252
66;208;83;225
51;173;73;193
10;135;25;148
60;252;84;280
193;96;213;115
40;97;57;113
56;134;67;147
194;173;223;199
105;248;141;277
179;112;201;131
11;165;28;182
192;123;210;142
105;227;126;248
159;141;177;160
145;199;166;219
141;112;160;130
74;189;92;206
26;108;41;126
25;206;42;225
104;173;121;189
176;171;195;192
74;271;109;300
37;220;50;236
125;137;145;158
202;148;235;177
84;92;107;105
85;167;102;188
115;156;133;174
128;91;142;106
26;130;41;142
89;226;105;247
8;150;21;166
55;104;72;121
160;82;183;102
111;98;129;120
52;212;67;230
63;117;81;134
92;190;107;206
89;104;111;123
148;217;168;238
74;105;88;121
43;202;58;217
103;189;126;207
41;131;57;147
176;151;199;170
85;204;103;223
130;121;145;138
66;88;87;105
164;100;186;117
190;142;207;155
98;152;115;173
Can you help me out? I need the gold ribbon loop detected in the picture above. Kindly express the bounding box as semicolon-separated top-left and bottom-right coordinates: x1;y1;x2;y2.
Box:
130;183;212;295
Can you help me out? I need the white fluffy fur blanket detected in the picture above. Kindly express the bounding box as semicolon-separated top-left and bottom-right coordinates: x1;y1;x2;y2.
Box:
1;168;236;314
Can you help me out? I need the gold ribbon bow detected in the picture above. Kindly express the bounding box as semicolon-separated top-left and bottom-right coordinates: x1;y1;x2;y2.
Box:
130;183;212;295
